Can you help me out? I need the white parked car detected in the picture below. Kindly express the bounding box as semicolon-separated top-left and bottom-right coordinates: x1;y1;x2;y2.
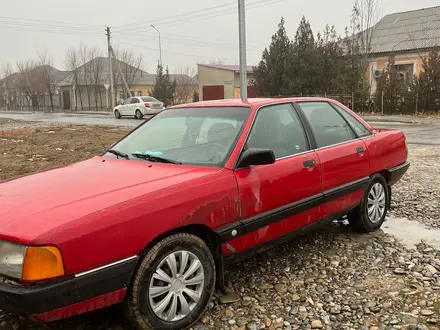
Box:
113;96;165;119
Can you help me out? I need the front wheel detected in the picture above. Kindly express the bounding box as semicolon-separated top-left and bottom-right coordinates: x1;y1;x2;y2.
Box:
125;233;216;330
347;174;389;232
135;109;143;119
114;109;121;119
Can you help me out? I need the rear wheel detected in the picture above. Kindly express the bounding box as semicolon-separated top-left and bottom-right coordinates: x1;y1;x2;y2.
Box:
114;109;121;119
135;109;143;119
347;174;389;232
125;233;216;330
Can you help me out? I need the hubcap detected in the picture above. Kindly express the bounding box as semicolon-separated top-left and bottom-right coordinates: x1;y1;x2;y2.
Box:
367;182;386;223
149;250;204;322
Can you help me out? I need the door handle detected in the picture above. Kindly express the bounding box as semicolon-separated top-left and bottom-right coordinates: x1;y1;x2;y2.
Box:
303;159;316;168
356;146;365;153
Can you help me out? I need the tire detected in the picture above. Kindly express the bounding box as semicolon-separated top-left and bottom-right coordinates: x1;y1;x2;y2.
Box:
348;174;389;232
125;233;216;330
114;109;121;119
135;109;143;119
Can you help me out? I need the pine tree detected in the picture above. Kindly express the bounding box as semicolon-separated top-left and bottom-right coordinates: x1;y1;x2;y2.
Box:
149;63;177;106
288;16;319;95
252;17;293;96
375;56;407;114
413;47;440;113
316;24;345;94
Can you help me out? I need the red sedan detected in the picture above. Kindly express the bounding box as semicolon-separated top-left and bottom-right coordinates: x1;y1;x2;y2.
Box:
0;98;409;329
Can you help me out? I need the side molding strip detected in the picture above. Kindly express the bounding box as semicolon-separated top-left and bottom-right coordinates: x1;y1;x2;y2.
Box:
215;177;370;243
74;256;138;278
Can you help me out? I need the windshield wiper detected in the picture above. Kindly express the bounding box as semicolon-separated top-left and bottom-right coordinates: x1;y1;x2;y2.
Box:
107;149;129;160
131;153;182;164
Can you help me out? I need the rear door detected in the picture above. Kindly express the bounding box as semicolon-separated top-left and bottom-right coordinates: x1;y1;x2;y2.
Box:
295;101;370;218
230;103;322;254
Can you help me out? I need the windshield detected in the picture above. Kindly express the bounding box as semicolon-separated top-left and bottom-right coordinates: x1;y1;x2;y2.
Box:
106;106;251;167
141;97;159;102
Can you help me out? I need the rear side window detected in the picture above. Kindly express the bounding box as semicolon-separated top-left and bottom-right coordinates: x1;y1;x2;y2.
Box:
331;104;372;138
141;97;158;102
131;98;140;104
297;102;356;148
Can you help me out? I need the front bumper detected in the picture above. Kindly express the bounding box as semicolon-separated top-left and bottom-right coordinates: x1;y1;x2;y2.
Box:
0;257;137;316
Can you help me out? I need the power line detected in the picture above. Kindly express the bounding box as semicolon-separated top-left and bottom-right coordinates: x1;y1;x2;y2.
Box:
0;16;102;28
117;41;238;62
113;34;263;51
156;0;283;29
0;25;103;37
114;0;282;32
114;1;237;31
0;21;100;33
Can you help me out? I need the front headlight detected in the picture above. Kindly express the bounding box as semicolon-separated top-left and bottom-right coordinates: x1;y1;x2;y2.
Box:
0;240;65;282
0;240;26;279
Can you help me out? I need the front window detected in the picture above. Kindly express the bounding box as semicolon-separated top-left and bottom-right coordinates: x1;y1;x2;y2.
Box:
107;106;251;166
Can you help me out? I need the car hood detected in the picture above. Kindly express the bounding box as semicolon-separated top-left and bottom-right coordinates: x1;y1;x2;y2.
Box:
0;156;218;244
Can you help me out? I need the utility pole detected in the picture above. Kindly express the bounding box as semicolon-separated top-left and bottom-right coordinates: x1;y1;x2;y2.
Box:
110;48;132;98
106;27;115;109
151;25;162;66
238;0;248;102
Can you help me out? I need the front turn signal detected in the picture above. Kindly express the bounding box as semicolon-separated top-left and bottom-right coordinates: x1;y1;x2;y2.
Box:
22;246;65;281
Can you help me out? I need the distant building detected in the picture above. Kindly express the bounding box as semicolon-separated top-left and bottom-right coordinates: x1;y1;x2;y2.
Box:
59;57;198;110
0;66;70;110
197;64;256;101
366;5;440;93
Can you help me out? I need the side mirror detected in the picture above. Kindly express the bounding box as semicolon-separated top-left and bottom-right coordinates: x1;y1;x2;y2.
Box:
236;148;275;168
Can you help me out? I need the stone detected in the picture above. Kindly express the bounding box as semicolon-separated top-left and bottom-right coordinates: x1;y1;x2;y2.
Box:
291;294;301;302
394;268;407;275
200;315;210;324
420;309;434;316
263;316;271;327
425;265;438;274
258;283;273;290
219;293;241;304
311;320;323;329
274;283;287;293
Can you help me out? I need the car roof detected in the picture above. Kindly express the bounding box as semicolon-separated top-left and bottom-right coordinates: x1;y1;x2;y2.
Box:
170;97;338;109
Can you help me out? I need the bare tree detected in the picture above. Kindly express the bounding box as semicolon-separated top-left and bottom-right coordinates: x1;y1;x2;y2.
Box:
79;44;93;109
174;66;197;104
112;48;143;102
65;46;83;110
16;60;43;110
1;62;13;110
354;0;381;89
207;59;226;65
37;51;56;111
89;48;104;109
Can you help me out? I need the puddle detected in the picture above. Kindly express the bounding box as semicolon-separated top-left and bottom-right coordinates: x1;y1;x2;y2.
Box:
382;216;440;250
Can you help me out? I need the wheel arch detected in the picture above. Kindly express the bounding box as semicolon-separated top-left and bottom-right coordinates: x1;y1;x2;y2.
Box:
129;224;224;290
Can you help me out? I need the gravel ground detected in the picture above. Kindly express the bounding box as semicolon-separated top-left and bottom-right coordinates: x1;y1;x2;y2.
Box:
0;122;439;330
390;145;440;229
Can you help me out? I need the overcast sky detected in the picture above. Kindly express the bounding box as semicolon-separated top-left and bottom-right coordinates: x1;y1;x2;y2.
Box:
0;0;439;74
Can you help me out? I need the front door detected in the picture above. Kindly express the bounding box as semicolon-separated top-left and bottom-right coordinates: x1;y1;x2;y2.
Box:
295;101;370;218
120;98;132;115
62;91;71;110
232;103;322;254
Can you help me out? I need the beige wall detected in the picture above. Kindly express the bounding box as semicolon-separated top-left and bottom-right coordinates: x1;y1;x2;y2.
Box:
367;51;428;93
197;66;234;100
233;72;254;90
